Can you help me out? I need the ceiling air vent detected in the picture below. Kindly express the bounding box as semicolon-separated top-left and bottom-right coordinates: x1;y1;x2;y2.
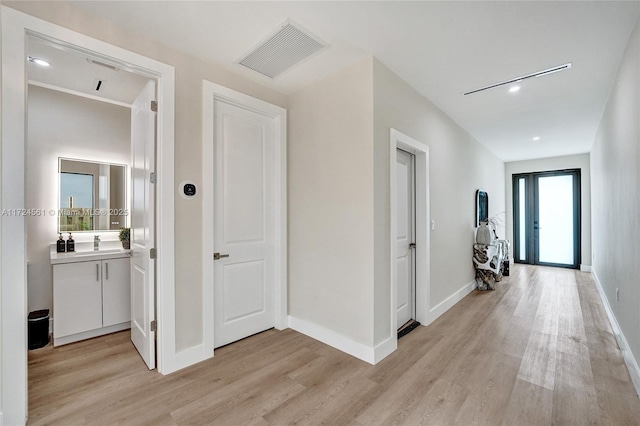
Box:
86;58;120;72
239;20;328;79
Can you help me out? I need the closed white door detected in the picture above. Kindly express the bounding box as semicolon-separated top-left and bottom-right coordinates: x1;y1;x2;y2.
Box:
396;149;415;328
130;80;156;369
213;99;275;348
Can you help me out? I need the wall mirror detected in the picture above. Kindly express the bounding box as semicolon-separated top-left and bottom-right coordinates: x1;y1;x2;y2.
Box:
476;189;489;226
58;158;127;232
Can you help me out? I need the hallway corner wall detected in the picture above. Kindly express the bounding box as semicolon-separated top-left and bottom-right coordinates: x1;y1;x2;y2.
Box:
590;14;640;393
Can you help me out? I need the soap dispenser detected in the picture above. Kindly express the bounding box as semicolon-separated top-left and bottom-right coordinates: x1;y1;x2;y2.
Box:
94;235;100;251
56;233;66;253
66;233;75;252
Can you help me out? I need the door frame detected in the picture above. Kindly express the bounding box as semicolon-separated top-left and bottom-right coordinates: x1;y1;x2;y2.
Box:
390;129;430;341
202;81;288;356
512;169;581;269
1;8;176;424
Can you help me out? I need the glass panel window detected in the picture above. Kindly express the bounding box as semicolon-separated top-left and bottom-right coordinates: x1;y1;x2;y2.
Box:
518;178;526;261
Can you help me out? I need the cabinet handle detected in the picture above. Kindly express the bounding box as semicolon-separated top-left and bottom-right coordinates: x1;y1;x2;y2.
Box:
106;262;109;280
96;263;100;281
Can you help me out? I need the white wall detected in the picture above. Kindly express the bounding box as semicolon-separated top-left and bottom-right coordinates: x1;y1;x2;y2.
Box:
4;1;288;353
504;154;592;268
0;5;4;422
288;58;375;347
372;59;505;344
289;57;506;353
26;85;131;314
591;16;640;384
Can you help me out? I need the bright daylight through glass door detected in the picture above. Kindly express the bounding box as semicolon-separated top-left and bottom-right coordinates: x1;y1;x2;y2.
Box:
513;170;580;269
537;175;574;265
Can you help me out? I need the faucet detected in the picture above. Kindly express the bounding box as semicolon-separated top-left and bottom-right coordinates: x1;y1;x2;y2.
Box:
94;235;100;251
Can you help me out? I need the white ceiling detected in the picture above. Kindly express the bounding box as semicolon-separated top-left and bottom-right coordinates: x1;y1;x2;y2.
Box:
27;36;150;105
58;1;640;162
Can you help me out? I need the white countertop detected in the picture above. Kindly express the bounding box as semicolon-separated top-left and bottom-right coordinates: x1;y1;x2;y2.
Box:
50;242;131;265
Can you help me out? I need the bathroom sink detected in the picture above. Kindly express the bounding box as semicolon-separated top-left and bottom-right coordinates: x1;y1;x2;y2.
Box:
73;248;123;256
50;246;131;265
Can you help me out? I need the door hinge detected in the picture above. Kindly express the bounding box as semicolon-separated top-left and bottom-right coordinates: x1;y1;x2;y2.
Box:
150;172;157;184
150;248;157;259
150;100;158;112
150;320;157;332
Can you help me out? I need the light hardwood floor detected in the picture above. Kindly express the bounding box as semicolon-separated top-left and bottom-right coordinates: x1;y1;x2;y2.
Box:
28;265;640;425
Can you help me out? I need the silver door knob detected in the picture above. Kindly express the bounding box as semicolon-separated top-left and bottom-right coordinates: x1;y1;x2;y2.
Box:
213;252;229;260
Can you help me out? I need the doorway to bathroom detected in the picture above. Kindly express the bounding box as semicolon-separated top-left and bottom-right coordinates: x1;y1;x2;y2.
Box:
1;8;176;422
25;33;159;367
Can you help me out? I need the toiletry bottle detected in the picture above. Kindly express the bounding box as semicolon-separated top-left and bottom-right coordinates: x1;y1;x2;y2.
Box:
66;233;75;252
56;233;66;253
94;235;100;251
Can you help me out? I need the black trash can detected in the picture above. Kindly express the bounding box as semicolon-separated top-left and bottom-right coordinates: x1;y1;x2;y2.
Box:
28;309;50;350
502;259;510;277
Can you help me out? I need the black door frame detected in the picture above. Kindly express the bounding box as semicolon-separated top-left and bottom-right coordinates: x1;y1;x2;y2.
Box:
513;169;581;269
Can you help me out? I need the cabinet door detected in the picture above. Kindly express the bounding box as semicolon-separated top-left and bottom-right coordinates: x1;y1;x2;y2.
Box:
102;258;131;327
53;261;103;338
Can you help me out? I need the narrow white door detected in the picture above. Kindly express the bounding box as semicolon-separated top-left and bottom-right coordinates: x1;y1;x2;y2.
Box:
213;99;275;348
396;149;415;328
130;80;156;369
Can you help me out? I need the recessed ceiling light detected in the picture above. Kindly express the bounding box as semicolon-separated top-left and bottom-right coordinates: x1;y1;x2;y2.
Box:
533;136;541;141
27;56;50;67
509;86;521;93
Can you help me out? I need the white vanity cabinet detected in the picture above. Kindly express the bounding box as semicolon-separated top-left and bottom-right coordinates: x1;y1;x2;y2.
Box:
53;261;103;339
51;250;131;346
101;258;131;327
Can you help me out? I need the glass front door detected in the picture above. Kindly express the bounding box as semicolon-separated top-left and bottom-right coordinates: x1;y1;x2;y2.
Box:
513;170;581;269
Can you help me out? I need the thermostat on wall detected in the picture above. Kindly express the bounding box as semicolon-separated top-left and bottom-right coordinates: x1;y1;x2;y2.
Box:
179;180;197;199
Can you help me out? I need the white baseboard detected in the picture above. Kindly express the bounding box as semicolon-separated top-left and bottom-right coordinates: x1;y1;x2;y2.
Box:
373;335;397;364
53;322;130;346
287;278;498;366
580;264;592;272
164;343;213;375
424;280;477;326
592;268;640;397
288;315;387;364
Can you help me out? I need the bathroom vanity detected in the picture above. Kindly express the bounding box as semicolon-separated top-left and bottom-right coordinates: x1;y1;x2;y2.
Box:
50;243;131;346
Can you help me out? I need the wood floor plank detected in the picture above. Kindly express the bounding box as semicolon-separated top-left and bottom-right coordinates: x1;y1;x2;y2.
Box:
501;379;554;425
27;265;640;425
451;352;520;426
401;379;469;426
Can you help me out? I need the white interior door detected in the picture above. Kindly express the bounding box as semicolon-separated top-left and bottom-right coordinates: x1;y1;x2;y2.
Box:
396;149;415;328
213;99;275;348
130;80;156;369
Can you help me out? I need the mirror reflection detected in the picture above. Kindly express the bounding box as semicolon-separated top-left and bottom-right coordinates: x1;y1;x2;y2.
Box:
58;158;127;232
